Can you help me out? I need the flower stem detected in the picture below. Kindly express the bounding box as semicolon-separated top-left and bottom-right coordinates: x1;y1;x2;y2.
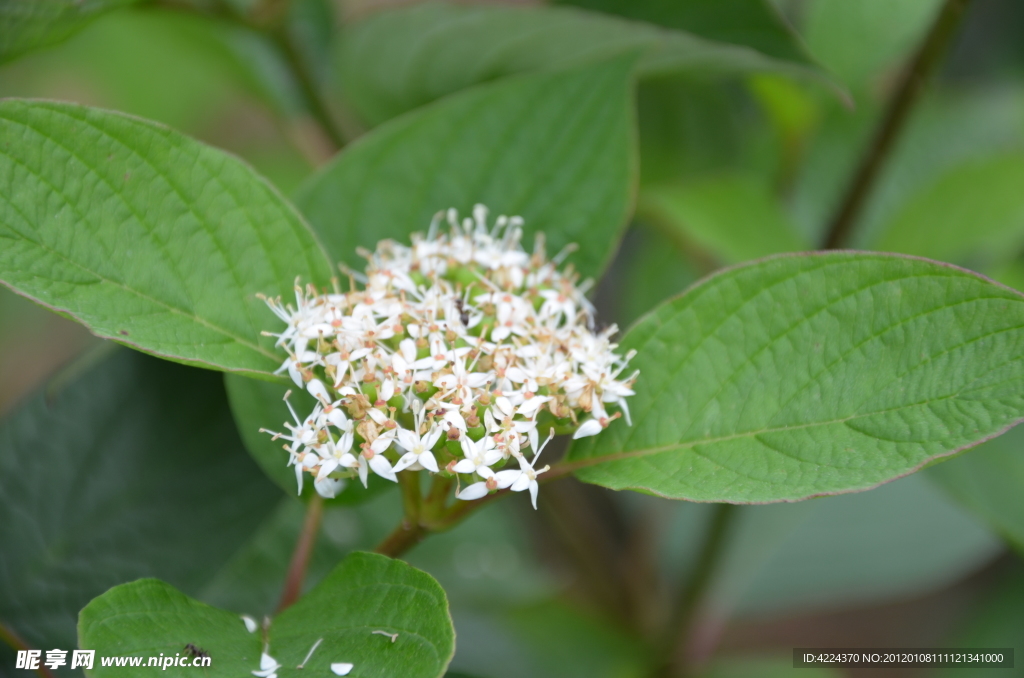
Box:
374;484;512;558
652;503;737;678
276;494;325;612
374;520;429;558
398;470;423;523
821;0;974;249
0;621;56;678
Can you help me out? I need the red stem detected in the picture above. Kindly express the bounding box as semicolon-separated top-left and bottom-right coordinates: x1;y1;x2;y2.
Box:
276;494;325;612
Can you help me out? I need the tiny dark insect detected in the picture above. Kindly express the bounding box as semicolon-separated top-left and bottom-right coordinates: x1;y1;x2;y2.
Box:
184;643;209;658
453;298;470;326
118;330;129;336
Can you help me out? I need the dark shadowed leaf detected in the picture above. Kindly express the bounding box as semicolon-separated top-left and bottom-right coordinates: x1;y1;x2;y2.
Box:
553;0;812;64
0;348;278;654
335;2;836;126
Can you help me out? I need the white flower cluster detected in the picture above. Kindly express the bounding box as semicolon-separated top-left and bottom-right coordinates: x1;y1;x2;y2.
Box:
261;205;637;508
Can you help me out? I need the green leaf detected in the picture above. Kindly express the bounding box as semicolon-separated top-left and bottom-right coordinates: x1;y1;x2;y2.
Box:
79;553;456;678
567;252;1024;502
639;174;809;265
296;58;636;280
553;0;813;64
0;0;139;63
78;579;261;674
335;1;836;127
925;422;1024;555
0;348;278;654
803;0;941;92
224;372;394;504
0;100;334;376
872;154;1024;268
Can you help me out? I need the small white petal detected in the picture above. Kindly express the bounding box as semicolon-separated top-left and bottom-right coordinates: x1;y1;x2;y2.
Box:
457;482;490;501
314;476;345;498
418;451;439;473
317;458;340;480
573;419;603;439
287;362;303;387
452;458;477;474
392;451;420;473
369;454;398;482
492;469;521;489
306;378;329;402
241;615;258;633
379;379;396;402
331;663;354;676
510;473;532;492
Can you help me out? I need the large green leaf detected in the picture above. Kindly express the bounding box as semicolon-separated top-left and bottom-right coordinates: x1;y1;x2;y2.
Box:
79;552;456;678
639;174;809;265
872;154;1024;268
926;422;1024;555
0;348;278;655
0;0;139;63
0;100;333;377
553;0;812;64
568;252;1024;502
335;1;834;127
296;58;636;280
224;372;394;504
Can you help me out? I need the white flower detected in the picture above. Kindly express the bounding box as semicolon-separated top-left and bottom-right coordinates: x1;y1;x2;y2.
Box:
331;663;354;676
393;425;443;473
260;205;637;508
453;435;502;476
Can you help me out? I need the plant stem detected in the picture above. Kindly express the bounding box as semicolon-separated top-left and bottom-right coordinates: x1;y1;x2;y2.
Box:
0;621;56;678
276;494;325;612
398;470;423;523
653;503;737;678
374;482;512;558
273;28;346;153
374;519;429;558
821;0;974;249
